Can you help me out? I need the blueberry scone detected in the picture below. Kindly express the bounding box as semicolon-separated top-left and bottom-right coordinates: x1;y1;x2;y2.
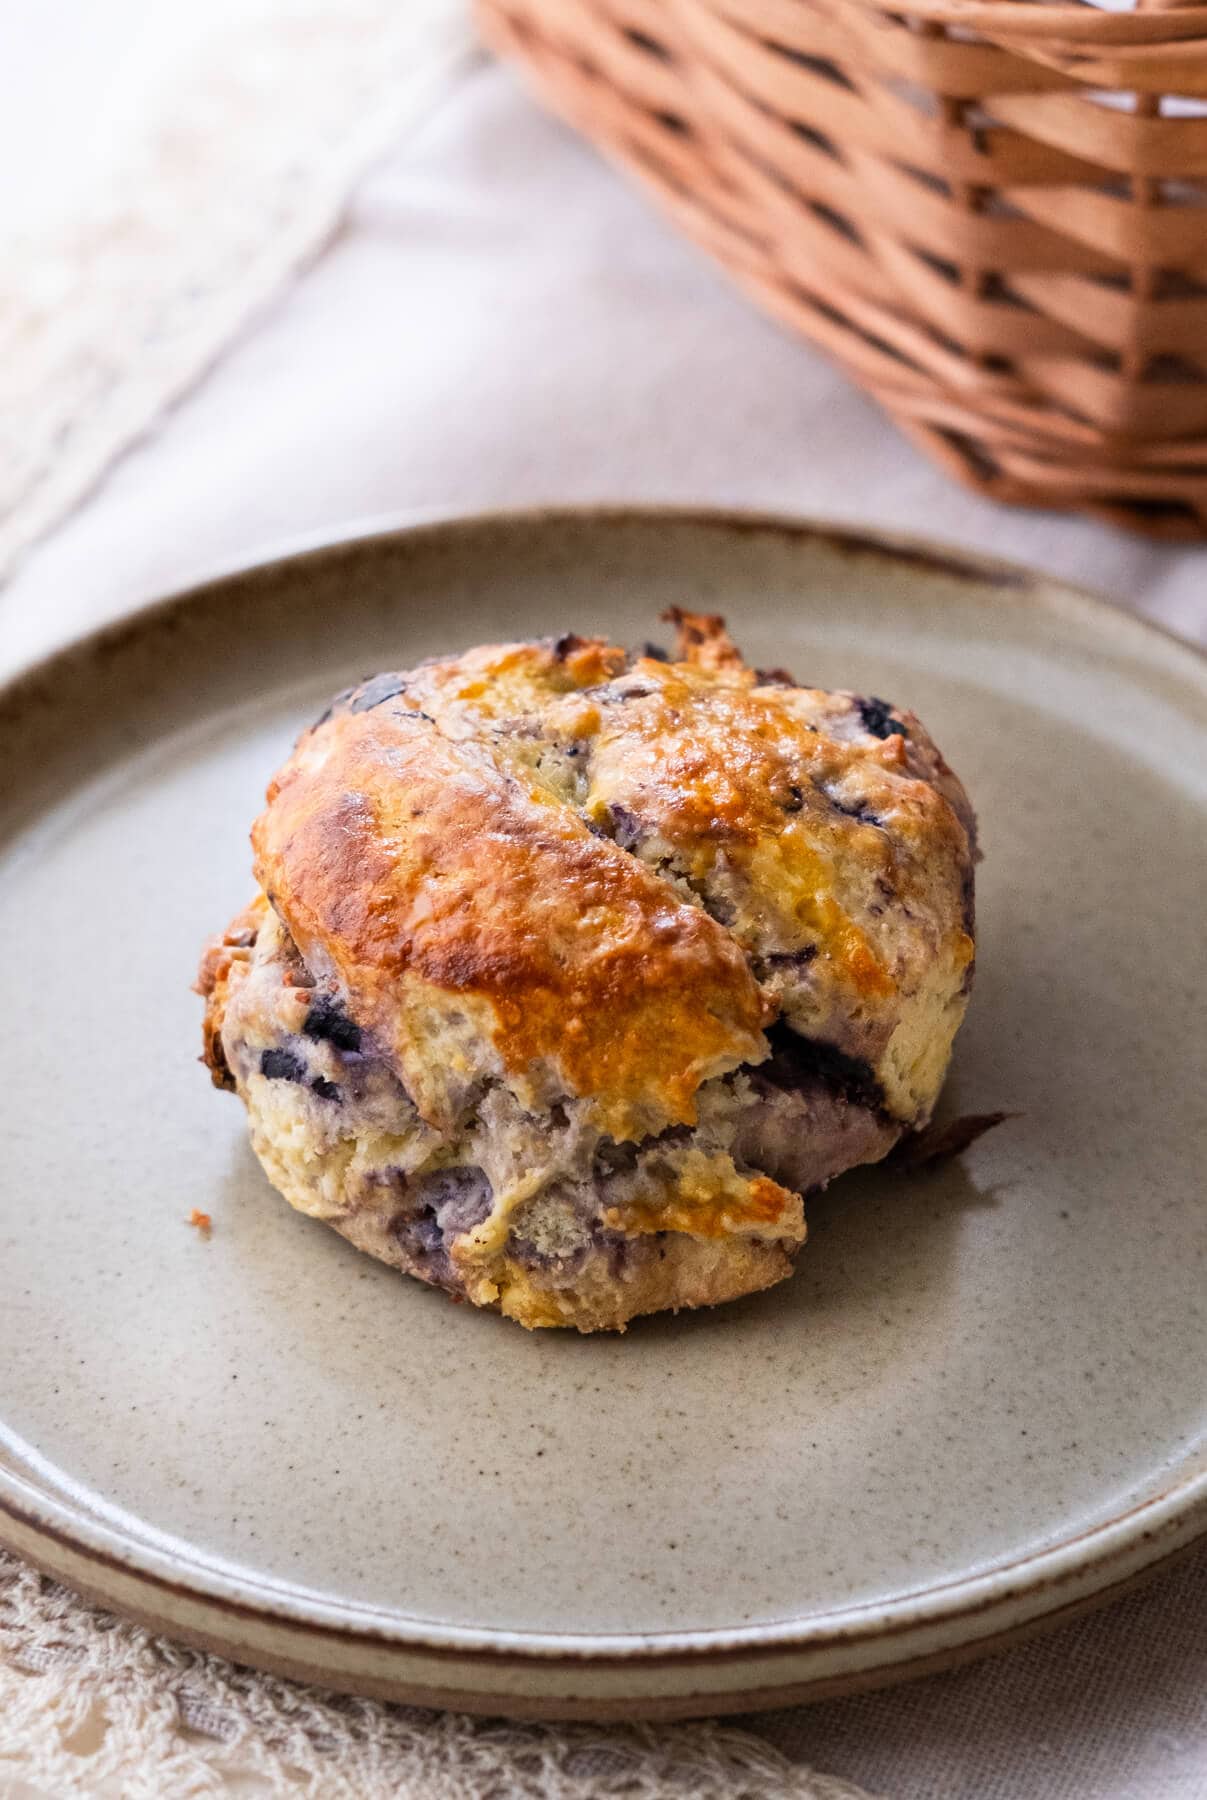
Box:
198;611;977;1331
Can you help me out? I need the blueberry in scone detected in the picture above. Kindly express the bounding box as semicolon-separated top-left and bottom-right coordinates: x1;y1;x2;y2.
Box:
197;610;977;1331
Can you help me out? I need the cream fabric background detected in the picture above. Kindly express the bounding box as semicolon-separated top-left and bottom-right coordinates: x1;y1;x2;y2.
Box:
1;35;1205;1800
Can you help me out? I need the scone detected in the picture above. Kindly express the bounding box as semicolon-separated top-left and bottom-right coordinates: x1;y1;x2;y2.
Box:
198;610;977;1331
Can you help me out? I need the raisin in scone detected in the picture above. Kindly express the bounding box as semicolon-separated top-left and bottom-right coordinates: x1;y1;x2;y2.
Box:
198;611;976;1331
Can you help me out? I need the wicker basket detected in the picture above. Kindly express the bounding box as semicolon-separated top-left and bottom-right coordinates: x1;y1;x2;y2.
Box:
480;0;1207;535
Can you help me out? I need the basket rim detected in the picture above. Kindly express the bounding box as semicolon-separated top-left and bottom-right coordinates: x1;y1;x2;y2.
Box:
726;0;1207;46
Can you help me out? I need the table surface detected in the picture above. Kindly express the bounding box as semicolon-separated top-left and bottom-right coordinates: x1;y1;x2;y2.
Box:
2;43;1206;1800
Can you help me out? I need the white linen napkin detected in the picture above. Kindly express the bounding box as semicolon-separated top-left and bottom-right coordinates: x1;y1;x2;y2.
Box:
0;0;474;579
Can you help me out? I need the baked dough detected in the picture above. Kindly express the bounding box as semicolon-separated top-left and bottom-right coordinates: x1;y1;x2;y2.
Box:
198;611;976;1330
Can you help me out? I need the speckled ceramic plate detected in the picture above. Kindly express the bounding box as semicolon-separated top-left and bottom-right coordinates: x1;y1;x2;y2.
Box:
2;509;1205;1720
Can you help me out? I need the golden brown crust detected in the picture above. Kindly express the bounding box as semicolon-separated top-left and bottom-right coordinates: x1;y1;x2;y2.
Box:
563;660;973;1094
663;605;746;671
253;708;769;1139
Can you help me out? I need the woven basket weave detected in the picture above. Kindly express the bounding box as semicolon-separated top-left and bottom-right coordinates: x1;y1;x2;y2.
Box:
480;0;1207;535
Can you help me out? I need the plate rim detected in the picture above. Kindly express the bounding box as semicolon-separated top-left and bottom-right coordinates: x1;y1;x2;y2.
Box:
8;500;1207;706
3;504;1205;1697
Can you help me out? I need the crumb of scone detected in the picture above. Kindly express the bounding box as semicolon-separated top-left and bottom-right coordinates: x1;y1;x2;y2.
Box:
197;610;978;1331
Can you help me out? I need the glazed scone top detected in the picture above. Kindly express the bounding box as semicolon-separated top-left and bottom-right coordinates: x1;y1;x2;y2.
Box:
253;612;975;1143
255;703;768;1143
